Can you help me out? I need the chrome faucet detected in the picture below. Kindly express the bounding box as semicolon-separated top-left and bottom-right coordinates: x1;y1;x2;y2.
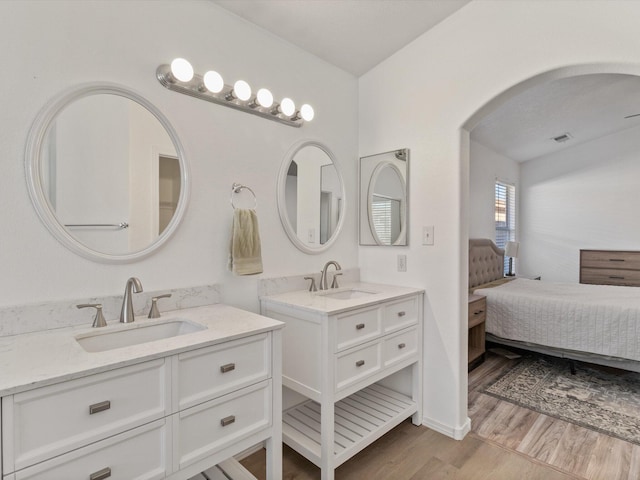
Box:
319;261;342;290
120;277;143;323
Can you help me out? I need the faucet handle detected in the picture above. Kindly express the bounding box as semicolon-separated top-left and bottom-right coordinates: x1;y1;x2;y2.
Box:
304;277;317;292
148;294;172;319
77;303;107;328
331;272;343;289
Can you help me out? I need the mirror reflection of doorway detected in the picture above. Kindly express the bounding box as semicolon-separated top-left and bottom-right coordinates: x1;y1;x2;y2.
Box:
320;191;332;244
158;155;180;234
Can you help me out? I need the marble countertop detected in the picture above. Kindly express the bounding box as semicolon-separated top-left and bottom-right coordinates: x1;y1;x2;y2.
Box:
260;282;424;315
0;304;283;396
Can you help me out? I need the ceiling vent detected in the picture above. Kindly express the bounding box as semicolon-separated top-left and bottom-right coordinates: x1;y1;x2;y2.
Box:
552;133;572;143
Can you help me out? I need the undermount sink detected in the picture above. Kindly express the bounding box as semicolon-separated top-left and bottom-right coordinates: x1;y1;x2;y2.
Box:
76;319;206;353
316;288;378;300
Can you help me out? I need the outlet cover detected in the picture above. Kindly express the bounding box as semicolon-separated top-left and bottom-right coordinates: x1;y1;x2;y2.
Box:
397;254;407;272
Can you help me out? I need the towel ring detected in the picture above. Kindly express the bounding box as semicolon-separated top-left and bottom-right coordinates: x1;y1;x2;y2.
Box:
230;183;257;209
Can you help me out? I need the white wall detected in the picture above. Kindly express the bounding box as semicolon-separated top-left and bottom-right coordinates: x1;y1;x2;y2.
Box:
359;0;640;438
520;124;640;282
0;1;357;318
469;140;520;241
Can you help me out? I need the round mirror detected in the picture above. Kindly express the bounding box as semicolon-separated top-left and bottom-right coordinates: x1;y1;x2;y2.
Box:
359;149;409;246
25;83;189;263
367;162;406;245
277;140;345;254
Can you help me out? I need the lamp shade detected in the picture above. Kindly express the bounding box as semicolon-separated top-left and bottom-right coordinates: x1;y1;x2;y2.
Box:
505;241;520;258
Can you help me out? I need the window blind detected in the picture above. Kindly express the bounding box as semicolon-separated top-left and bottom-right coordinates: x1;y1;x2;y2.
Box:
495;181;516;275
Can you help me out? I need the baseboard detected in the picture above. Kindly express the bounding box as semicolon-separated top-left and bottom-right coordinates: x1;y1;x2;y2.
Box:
422;415;471;440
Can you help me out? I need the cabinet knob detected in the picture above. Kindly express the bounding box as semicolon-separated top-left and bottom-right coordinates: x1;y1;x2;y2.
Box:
220;415;236;427
398;343;406;349
220;363;236;373
355;323;365;330
89;400;111;415
356;360;365;367
89;467;111;480
474;310;484;315
397;311;406;317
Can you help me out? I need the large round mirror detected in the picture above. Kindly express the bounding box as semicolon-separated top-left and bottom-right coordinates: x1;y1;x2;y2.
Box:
25;83;189;263
277;140;345;254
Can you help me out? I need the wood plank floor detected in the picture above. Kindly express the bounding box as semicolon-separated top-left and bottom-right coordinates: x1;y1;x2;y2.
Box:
469;352;640;480
241;351;640;479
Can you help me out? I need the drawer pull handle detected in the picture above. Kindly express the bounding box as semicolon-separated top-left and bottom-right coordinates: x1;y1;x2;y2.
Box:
397;311;406;317
609;258;625;262
221;415;236;427
474;310;484;315
355;323;365;330
90;467;111;480
89;400;111;415
609;276;625;280
220;363;236;373
398;343;406;349
356;360;365;367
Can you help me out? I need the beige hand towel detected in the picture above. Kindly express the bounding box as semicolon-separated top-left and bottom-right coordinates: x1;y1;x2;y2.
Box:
229;208;263;275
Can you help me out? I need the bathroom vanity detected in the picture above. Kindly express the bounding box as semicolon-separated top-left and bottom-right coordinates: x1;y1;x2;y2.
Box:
260;283;423;480
0;304;283;480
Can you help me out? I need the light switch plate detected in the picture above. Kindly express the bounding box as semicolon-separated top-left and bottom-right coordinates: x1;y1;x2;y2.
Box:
423;226;434;245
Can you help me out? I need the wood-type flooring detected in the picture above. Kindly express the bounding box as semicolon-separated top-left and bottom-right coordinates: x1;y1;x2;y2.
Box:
240;351;640;479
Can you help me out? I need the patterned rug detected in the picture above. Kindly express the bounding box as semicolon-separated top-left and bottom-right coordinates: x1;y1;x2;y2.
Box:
483;355;640;445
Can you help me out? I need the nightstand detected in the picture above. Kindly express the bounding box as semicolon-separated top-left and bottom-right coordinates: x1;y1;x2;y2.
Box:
468;294;486;370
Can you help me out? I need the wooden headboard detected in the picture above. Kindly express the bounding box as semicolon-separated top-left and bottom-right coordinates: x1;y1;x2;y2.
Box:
469;238;505;289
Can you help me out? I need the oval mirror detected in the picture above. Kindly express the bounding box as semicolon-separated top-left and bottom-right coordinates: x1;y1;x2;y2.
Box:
25;83;189;263
359;149;409;246
277;140;345;254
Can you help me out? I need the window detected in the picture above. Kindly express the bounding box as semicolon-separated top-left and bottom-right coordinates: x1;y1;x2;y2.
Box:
495;181;516;275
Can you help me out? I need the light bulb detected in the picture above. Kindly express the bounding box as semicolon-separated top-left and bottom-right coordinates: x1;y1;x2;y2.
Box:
233;80;252;101
203;70;224;93
300;104;314;122
256;88;274;108
280;97;295;116
170;58;194;82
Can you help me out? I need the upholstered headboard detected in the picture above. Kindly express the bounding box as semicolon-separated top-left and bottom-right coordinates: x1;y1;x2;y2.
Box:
469;238;505;289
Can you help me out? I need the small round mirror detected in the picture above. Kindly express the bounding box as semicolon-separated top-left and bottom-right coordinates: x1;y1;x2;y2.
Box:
277;140;345;254
367;162;406;245
25;83;189;263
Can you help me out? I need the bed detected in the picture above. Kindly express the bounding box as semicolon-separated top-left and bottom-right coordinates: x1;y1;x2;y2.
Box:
469;238;640;372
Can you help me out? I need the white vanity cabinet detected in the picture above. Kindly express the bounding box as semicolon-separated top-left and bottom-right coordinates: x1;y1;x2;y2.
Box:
0;309;283;480
261;287;423;480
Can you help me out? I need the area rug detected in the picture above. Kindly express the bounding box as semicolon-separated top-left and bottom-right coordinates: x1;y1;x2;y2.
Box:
483;355;640;445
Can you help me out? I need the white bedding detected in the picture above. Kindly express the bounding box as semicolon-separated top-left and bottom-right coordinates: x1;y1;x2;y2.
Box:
475;278;640;362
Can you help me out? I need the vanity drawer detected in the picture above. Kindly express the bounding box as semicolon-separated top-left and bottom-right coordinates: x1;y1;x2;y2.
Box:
382;327;419;367
335;307;381;352
383;297;418;333
174;380;271;470
13;419;169;480
175;333;270;410
335;342;381;391
2;359;169;472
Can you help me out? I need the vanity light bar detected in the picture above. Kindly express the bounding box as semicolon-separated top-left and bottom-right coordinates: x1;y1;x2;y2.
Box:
156;59;314;128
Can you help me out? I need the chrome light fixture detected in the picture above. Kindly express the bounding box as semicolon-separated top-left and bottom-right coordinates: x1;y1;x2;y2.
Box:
156;58;314;128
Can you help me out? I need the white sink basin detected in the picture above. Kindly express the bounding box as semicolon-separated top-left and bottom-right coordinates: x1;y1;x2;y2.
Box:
316;289;378;300
76;319;206;352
